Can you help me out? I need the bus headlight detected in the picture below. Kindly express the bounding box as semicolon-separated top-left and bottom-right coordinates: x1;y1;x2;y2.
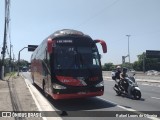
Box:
95;81;104;87
53;84;67;89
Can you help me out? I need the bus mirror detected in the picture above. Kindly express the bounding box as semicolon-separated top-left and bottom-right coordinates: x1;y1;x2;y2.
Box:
47;38;53;54
94;39;107;53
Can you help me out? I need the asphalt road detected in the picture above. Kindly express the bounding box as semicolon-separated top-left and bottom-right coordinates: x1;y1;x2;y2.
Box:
102;80;160;111
21;72;160;120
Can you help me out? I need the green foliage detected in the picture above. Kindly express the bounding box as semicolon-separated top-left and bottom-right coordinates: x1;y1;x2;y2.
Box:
132;61;142;71
6;72;16;77
133;53;160;71
145;58;160;71
103;52;160;72
122;62;133;69
18;60;29;67
0;58;29;73
103;62;115;71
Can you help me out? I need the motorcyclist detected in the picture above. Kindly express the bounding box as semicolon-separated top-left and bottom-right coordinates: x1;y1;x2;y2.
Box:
120;67;129;92
114;66;121;80
113;66;121;90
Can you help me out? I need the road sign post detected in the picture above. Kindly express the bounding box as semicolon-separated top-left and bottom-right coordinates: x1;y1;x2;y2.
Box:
17;45;38;76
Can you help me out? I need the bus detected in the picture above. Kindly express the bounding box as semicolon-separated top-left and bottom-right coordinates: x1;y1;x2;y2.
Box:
31;29;107;99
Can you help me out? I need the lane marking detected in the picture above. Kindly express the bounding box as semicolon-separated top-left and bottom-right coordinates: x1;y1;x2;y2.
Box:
141;83;149;85
22;75;62;120
139;83;160;88
98;97;160;120
23;78;47;120
151;97;160;100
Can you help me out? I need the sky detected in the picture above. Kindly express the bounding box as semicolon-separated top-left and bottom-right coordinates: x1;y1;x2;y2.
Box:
0;0;160;65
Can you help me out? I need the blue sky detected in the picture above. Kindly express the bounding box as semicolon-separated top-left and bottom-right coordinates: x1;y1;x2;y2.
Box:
0;0;160;65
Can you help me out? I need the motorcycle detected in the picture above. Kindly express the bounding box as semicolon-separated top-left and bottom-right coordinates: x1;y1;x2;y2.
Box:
113;75;141;100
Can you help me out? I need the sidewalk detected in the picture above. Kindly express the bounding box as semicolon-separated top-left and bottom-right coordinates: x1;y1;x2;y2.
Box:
0;74;42;120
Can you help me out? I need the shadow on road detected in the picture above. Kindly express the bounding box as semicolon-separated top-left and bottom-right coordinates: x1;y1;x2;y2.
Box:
33;83;116;111
48;96;116;111
115;94;145;101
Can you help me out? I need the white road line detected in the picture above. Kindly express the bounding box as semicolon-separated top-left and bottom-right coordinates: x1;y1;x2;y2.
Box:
139;83;160;88
151;97;160;100
24;78;47;120
22;75;62;120
98;97;160;120
141;83;149;85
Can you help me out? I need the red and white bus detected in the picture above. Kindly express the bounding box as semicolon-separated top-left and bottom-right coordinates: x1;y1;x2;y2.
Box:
31;29;107;99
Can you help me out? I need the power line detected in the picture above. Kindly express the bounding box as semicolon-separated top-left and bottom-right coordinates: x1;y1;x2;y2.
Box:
77;0;120;28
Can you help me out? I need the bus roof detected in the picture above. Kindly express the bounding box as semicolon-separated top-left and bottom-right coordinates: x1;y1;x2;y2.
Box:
49;29;91;39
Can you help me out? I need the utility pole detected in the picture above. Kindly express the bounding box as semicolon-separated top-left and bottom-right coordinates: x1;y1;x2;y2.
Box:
1;0;10;79
126;35;131;63
9;44;12;72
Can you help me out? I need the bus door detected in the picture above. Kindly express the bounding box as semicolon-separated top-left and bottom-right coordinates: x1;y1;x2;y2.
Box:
42;50;51;95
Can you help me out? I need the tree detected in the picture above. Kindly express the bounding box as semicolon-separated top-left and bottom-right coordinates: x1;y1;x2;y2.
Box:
132;61;142;71
122;62;133;69
133;53;160;71
14;59;29;70
103;62;115;71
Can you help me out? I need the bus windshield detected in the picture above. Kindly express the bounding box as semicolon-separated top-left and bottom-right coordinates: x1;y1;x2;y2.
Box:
54;45;100;69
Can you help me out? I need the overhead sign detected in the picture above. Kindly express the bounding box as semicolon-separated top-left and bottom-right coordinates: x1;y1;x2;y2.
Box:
122;56;125;64
146;50;160;58
28;45;38;52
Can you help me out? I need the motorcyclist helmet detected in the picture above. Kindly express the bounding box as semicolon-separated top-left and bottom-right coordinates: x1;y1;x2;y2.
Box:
122;67;128;73
116;66;121;71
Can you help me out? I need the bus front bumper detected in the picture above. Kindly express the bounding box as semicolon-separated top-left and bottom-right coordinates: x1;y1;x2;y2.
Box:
51;91;104;100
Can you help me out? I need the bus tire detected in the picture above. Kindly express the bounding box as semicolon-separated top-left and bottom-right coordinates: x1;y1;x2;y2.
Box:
42;80;49;97
32;75;35;85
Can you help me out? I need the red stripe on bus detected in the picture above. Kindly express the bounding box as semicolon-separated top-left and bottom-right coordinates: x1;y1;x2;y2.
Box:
56;76;84;86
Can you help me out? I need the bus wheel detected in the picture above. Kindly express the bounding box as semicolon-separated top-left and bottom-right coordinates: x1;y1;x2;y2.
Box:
32;75;35;85
42;80;49;97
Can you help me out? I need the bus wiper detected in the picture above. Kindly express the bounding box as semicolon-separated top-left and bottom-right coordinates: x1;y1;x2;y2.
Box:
74;51;84;69
78;53;84;68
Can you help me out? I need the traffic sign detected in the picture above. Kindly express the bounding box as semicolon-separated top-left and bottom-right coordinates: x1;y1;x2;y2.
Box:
146;50;160;58
28;45;38;51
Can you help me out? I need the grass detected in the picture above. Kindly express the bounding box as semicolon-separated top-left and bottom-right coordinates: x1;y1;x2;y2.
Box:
6;72;16;77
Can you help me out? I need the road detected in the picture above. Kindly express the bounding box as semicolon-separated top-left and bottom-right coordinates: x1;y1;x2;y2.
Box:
21;72;160;120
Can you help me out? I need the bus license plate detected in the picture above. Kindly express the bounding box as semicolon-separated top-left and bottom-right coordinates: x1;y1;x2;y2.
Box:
78;92;86;94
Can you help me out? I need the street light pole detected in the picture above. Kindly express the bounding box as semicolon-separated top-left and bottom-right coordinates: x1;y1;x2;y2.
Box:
17;47;28;76
17;45;37;76
126;35;131;63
